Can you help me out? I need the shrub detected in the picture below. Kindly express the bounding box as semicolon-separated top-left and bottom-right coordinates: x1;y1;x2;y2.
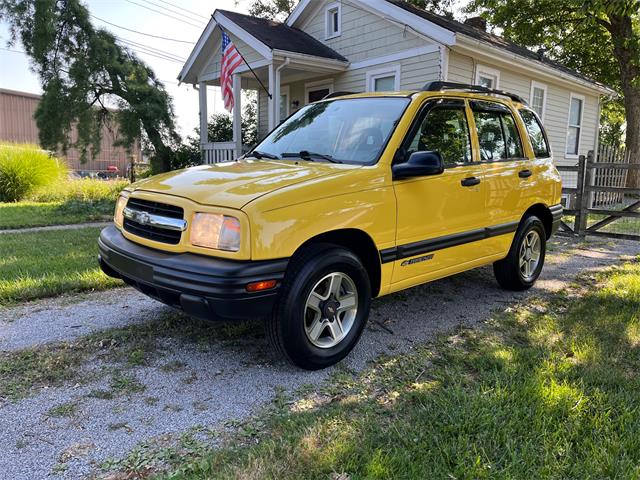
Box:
0;143;67;202
29;178;129;203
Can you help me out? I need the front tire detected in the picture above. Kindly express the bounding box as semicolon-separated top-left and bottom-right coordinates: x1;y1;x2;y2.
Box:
267;244;371;370
493;216;546;291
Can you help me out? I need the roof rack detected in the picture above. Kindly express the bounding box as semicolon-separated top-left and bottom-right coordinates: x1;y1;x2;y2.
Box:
422;81;528;105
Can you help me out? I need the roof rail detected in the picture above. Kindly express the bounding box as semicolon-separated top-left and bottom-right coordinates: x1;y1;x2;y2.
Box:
422;81;528;105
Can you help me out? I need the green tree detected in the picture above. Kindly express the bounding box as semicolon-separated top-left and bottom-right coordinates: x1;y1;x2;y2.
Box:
466;0;640;185
246;0;455;20
0;0;180;173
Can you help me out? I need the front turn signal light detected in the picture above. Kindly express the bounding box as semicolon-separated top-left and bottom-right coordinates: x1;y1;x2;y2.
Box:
246;280;277;292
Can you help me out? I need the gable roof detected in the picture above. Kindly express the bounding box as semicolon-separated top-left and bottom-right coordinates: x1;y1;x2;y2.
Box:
385;0;610;91
218;10;348;62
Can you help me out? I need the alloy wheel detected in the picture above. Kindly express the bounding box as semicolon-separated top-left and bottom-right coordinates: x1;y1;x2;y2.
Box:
303;272;359;349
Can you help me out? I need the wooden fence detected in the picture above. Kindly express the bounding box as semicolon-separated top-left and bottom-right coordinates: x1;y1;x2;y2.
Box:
558;148;640;241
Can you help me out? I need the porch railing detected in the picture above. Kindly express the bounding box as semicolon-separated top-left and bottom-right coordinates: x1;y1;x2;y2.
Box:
201;142;249;164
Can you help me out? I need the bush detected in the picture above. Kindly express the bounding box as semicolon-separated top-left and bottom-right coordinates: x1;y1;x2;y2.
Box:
0;143;67;202
29;177;129;203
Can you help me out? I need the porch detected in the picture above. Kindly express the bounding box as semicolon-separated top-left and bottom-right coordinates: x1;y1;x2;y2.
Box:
179;10;349;164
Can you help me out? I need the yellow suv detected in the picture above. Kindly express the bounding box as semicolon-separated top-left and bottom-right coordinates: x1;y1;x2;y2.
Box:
99;82;562;370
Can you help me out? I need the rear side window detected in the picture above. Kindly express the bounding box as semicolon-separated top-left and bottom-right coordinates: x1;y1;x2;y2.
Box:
519;109;551;158
472;101;524;161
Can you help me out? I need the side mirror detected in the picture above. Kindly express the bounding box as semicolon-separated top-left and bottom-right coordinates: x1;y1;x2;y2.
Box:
392;151;444;180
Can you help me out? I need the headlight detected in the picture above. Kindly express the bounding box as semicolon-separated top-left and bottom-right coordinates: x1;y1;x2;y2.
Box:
114;194;129;227
191;213;241;252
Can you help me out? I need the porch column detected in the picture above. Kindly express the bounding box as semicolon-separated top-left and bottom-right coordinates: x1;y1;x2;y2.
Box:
198;82;208;146
232;74;242;158
267;62;276;131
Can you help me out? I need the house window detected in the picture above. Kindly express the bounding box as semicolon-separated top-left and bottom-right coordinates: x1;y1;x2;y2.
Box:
325;3;341;39
566;94;584;156
475;65;500;89
530;81;547;119
366;66;401;92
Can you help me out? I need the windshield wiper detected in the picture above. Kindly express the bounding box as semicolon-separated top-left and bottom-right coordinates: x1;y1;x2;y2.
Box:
282;151;343;164
245;150;280;160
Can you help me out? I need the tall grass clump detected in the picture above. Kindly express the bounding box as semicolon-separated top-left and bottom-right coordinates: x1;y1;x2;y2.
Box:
29;177;129;203
0;143;67;202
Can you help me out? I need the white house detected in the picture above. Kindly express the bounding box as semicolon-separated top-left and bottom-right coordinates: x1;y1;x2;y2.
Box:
178;0;615;187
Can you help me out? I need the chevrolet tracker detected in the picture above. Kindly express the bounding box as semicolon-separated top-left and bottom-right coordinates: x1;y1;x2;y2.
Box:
99;82;563;370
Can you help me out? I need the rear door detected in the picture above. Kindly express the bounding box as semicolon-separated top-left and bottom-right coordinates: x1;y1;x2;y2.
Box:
471;100;530;254
391;98;487;286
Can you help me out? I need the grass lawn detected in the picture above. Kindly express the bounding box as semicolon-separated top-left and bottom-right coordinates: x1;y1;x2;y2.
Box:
0;200;114;229
148;259;640;479
0;226;121;306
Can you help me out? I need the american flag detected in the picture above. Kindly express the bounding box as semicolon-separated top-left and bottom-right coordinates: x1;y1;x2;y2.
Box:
220;30;243;112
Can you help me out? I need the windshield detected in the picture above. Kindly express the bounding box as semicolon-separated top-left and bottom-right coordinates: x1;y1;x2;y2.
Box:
250;97;410;165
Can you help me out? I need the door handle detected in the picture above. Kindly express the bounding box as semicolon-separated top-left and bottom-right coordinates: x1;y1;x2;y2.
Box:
461;177;481;187
519;169;533;179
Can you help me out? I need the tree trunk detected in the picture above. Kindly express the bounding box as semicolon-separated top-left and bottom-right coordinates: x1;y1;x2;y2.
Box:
624;90;640;188
143;124;173;173
607;12;640;188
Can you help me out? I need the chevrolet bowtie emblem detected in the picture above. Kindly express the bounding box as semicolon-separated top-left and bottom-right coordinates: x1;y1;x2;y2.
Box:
134;211;151;225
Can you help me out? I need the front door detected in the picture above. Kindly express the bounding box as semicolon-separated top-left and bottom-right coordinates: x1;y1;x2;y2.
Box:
391;98;488;286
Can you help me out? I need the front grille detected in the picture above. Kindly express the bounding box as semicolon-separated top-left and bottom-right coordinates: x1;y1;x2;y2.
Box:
124;198;184;245
126;198;184;219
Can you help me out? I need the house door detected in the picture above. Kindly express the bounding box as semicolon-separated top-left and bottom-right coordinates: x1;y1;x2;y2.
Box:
306;82;333;104
391;98;488;286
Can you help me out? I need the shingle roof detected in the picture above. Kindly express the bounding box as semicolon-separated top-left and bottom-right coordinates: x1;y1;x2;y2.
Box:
385;0;609;89
218;10;348;63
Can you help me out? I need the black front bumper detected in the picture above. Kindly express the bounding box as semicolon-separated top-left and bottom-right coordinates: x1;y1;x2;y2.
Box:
98;225;288;321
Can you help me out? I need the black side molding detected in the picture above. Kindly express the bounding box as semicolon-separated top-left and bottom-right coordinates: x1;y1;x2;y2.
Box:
380;221;519;264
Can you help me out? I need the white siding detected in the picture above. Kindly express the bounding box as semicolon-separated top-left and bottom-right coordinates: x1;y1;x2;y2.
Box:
303;1;427;63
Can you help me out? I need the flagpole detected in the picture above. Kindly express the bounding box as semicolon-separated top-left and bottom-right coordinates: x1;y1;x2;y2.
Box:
220;27;272;100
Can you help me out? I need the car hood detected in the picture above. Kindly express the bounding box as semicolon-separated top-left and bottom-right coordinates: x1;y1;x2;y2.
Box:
131;160;357;210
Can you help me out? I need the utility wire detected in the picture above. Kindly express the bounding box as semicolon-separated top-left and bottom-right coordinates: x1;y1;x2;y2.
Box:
138;0;208;23
0;47;25;54
153;0;209;21
117;37;186;61
90;15;195;44
124;0;205;28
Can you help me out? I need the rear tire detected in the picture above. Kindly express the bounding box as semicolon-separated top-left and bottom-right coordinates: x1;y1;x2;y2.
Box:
267;243;371;370
493;216;546;291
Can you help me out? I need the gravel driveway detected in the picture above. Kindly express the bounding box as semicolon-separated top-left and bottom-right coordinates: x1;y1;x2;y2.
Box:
0;237;637;479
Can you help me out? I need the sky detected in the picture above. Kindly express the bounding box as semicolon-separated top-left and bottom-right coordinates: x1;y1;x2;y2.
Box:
0;0;254;138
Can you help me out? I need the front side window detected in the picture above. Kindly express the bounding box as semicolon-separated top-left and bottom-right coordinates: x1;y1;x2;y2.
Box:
473;102;524;161
251;97;410;165
519;109;550;158
405;103;472;168
566;95;583;155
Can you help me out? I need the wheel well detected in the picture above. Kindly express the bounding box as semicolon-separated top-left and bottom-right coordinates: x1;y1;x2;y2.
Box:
523;204;553;239
292;229;382;297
